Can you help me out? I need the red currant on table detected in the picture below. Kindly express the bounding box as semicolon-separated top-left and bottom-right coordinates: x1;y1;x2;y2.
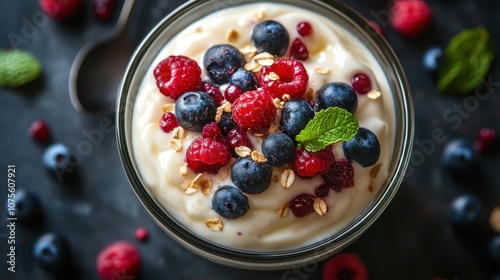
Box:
28;119;51;143
351;73;371;94
93;0;118;22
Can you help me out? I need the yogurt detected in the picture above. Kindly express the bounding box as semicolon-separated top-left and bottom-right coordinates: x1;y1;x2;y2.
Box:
132;2;395;251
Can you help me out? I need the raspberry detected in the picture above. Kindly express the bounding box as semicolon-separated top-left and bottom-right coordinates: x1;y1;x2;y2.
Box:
28;119;51;143
202;82;225;106
351;73;371;94
232;89;277;133
293;147;334;179
154;55;201;100
322;158;355;192
289;194;315;218
322;253;368;280
186;124;231;174
201;122;223;140
226;126;253;152
259;58;309;99
40;0;82;20
390;0;433;37
224;84;243;104
96;241;141;280
159;112;179;133
290;38;309;61
297;21;313;36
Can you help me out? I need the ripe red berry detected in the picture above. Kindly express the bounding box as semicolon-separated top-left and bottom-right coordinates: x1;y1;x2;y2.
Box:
92;0;117;21
351;73;371;94
97;241;141;280
154;55;202;100
390;0;433;37
315;184;330;198
290;38;309;61
226;126;253;152
322;253;368;280
232;89;277;133
159;112;179;133
135;227;149;242
290;194;315;218
293;147;334;179
40;0;82;20
202;82;225;106
186;128;231;174
322;158;354;192
259;58;309;99
224;84;243;104
28;119;51;143
297;21;313;36
474;128;496;153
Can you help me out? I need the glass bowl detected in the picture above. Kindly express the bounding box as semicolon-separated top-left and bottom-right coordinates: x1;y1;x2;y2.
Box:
116;0;413;270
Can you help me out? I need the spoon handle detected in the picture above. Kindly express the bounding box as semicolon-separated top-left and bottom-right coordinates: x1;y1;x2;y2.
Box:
116;0;136;32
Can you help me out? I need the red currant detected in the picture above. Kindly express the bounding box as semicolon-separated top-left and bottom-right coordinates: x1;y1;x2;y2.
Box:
351;73;371;94
297;21;313;36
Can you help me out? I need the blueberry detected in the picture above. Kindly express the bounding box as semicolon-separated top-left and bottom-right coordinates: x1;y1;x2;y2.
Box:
33;233;71;273
442;139;479;175
231;157;272;194
212;185;249;219
6;189;43;225
343;128;380;167
218;111;236;136
175;91;217;131
261;132;295;167
317;82;358;114
43;143;75;182
488;235;500;262
229;68;259;92
422;46;443;75
448;194;482;229
251;20;289;56
281;99;315;139
203;44;245;84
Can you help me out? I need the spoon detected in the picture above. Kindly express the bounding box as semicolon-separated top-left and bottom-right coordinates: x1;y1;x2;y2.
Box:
69;0;136;115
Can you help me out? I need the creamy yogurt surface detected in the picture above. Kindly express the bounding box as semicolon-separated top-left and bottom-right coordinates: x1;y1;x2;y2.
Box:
132;2;396;250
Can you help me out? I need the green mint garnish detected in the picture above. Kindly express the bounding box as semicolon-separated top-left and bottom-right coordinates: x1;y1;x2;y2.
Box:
0;49;42;88
295;107;359;152
438;26;494;94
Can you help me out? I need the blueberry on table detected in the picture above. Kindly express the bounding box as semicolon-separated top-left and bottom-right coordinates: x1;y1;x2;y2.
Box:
175;91;217;131
280;99;315;139
212;185;249;219
43;143;76;182
261;132;295;167
203;44;245;84
442;138;479;175
422;46;443;75
343;128;380;167
231;157;273;194
33;233;71;273
317;82;358;114
6;189;43;225
448;194;483;229
229;68;259;92
251;20;289;56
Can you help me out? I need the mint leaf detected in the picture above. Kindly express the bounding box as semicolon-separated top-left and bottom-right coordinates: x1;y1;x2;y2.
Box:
295;107;359;152
438;27;494;94
0;49;42;88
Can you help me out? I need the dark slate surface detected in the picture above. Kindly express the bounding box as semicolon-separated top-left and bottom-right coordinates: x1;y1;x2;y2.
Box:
1;0;500;279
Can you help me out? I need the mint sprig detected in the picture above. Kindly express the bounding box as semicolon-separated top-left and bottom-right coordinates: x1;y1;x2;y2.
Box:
0;49;42;88
438;26;494;94
295;107;359;152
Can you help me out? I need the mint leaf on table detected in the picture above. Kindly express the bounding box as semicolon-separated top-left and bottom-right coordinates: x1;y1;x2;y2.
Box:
295;107;359;152
0;49;42;88
438;26;494;94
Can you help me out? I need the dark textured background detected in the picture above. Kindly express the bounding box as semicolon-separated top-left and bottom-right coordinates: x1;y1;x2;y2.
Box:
1;0;500;279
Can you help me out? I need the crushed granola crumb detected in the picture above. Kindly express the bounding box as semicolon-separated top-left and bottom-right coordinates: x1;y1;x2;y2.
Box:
239;45;258;62
267;72;280;81
162;103;175;112
225;28;239;42
253;52;275;66
215;102;231;122
313;198;328;216
244;61;262;73
172;126;186;140
252;10;265;21
313;66;331;75
304;87;315;100
251;150;267;163
280;169;295;189
369;163;383;192
184;187;198;195
179;164;188;176
169;139;182;152
367;90;382;100
277;202;290;218
235;146;252;157
206;217;223;232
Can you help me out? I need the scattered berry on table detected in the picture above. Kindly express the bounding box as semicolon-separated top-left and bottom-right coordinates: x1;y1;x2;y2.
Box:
290;38;309;61
202;82;225;106
343;128;381;167
251;20;290;56
297;21;313;36
259;58;309;99
280;99;315;139
224;84;244;104
175;91;217;131
28;119;51;143
317;82;358;113
7;189;43;225
229;69;259;92
261;132;295;167
293;146;334;178
315;184;330;198
154;55;202;100
448;194;483;229
289;194;315;217
159;112;179;133
322;253;368;280
33;233;71;273
203;44;245;84
232;89;277;133
422;46;443;75
186;124;231;174
217;112;237;136
474;127;496;154
39;0;82;20
42;143;75;181
135;227;149;242
322;159;355;192
442;139;479;175
488;235;500;262
226;126;253;153
212;185;249;219
92;0;118;21
231;157;273;194
390;0;433;37
351;73;372;94
97;241;141;280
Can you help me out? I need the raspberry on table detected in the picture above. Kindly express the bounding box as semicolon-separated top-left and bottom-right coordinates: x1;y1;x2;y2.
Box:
159;112;179;133
322;158;354;192
40;0;82;20
96;241;141;280
289;194;315;218
260;58;309;99
232;89;277;133
390;0;433;37
154;55;202;100
293;147;334;179
290;38;309;61
186;125;232;174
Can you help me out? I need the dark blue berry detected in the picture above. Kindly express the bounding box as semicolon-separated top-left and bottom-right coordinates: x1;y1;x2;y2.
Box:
33;233;71;273
175;91;217;131
442;139;479;175
422;46;443;75
43;143;75;181
317;82;358;114
231;157;272;194
218;111;236;136
229;68;259;92
343;128;380;167
212;185;249;219
251;20;289;56
488;235;500;263
203;44;245;84
6;189;43;225
261;132;295;167
448;194;482;229
281;99;315;139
